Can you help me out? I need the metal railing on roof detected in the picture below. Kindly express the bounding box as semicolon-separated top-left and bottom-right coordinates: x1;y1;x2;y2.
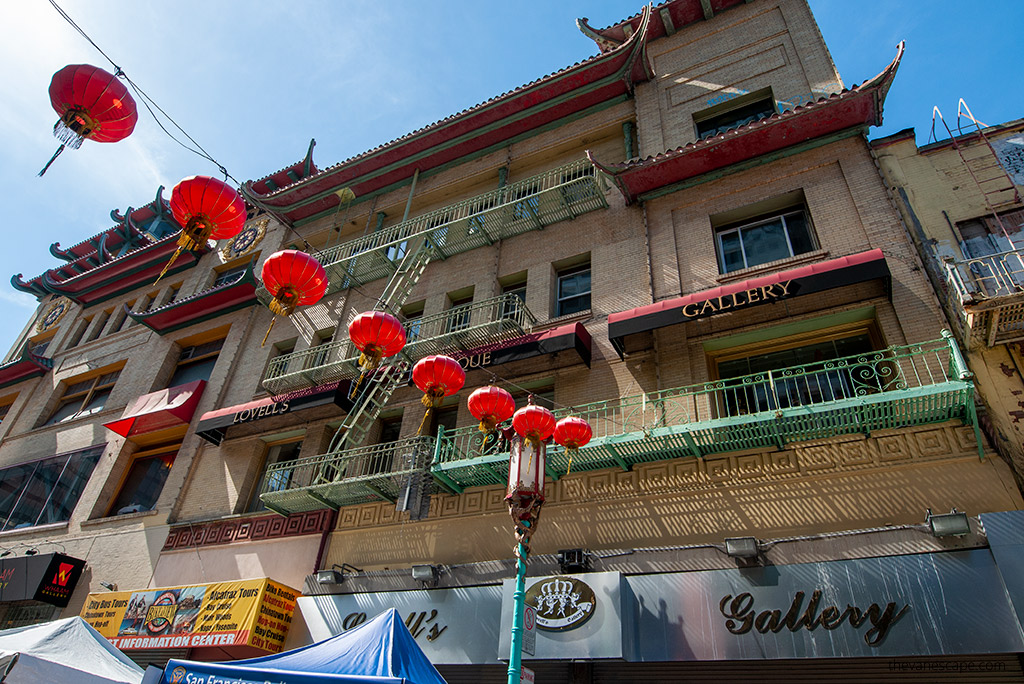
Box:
315;159;606;293
940;249;1024;347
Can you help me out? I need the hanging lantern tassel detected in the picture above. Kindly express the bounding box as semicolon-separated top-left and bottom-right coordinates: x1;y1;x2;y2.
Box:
260;250;328;347
38;145;65;177
347;311;407;400
417;388;446;436
553;415;593;476
412;355;466;436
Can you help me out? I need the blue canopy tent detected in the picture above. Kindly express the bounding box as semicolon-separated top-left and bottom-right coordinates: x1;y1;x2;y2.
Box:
159;608;447;684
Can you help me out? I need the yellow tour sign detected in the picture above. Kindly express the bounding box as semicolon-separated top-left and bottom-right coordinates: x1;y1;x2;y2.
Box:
80;577;298;653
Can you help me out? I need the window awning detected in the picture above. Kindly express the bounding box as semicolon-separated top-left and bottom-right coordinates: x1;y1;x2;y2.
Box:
195;380;354;446
608;249;890;357
103;379;206;438
449;321;592;369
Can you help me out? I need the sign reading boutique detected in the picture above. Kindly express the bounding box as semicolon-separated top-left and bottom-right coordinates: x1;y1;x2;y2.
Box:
81;578;298;653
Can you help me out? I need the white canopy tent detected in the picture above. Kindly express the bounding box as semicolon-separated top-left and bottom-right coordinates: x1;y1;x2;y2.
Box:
0;616;143;684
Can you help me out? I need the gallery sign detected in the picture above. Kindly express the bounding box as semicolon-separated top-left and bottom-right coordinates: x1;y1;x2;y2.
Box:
628;549;1024;660
81;578;299;653
0;553;85;608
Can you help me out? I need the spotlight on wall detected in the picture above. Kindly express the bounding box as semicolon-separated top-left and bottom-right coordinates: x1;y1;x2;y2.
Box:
724;537;760;559
99;582;118;592
315;570;342;585
557;549;593;574
315;563;363;585
927;508;971;537
411;565;438;586
23;548;38;556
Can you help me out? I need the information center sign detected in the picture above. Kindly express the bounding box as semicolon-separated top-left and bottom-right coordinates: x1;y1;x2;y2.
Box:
81;577;298;653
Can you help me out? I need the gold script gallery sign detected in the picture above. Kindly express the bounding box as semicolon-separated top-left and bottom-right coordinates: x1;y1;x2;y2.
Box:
681;280;794;320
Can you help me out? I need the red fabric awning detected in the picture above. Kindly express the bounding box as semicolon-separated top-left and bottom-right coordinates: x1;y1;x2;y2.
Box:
104;379;206;437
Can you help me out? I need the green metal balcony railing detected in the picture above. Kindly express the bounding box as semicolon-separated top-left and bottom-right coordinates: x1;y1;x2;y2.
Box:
940;250;1024;347
432;332;982;492
259;436;436;515
262;293;536;395
315;159;606;293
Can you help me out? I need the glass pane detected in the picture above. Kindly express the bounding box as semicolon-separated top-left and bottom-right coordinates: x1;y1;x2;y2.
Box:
109;453;176;515
80;388;112;416
168;357;218;386
718;231;745;273
785;212;815;256
741;219;790;267
41;448;102;525
46;399;82;425
0;463;36;529
6;457;65;529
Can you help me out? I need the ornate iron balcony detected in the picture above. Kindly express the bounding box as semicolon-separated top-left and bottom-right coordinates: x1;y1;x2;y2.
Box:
940;250;1024;347
259;435;436;515
262;293;535;395
315;159;606;293
432;332;981;492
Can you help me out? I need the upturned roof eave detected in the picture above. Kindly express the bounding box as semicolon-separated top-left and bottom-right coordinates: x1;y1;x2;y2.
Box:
243;6;654;220
590;42;904;204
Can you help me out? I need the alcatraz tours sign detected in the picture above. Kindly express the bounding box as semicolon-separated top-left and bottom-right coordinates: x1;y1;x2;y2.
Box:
81;578;298;653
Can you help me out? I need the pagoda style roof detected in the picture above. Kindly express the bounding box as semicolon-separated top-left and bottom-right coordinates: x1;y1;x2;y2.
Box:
125;260;258;335
247;139;319;195
12;186;187;301
588;42;904;205
578;0;746;52
0;344;53;390
242;7;654;227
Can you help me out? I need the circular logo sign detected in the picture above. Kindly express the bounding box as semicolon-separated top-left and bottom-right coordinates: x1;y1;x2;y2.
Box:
170;666;187;683
144;590;179;634
525;576;596;631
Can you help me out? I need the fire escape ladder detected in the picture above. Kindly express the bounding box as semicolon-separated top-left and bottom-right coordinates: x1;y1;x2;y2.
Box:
932;101;1022;238
327;237;435;454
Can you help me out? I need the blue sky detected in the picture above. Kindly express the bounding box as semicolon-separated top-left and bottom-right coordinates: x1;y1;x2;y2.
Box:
0;1;1021;357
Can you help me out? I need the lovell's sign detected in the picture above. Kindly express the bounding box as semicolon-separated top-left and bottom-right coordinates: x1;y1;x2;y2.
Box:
0;553;85;608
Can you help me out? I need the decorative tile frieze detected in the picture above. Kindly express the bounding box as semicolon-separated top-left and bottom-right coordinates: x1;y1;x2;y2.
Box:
162;509;333;551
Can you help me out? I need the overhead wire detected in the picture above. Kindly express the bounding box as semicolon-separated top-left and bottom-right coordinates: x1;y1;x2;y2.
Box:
47;0;235;183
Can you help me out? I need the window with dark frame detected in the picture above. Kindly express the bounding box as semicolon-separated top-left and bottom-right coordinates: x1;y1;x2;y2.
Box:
695;89;777;140
501;281;527;320
248;440;304;512
167;338;224;388
713;326;882;418
0;445;103;531
715;207;816;274
402;304;424;343
212;265;248;288
108;448;177;516
446;295;473;333
44;369;121;426
556;263;591;317
0;402;13;425
306;330;334;369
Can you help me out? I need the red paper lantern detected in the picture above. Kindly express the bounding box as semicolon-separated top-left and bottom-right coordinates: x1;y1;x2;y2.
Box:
467;385;515;433
512;400;556;448
348;311;407;371
413;355;466;404
40;64;139;175
261;250;328;316
553;415;593;475
259;250;328;346
157;176;246;282
412;355;465;435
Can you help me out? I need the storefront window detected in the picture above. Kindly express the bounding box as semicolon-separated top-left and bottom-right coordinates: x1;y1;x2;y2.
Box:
0;446;103;531
108;450;176;516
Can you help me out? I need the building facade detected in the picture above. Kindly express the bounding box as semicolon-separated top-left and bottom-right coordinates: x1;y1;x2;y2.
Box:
2;0;1023;680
